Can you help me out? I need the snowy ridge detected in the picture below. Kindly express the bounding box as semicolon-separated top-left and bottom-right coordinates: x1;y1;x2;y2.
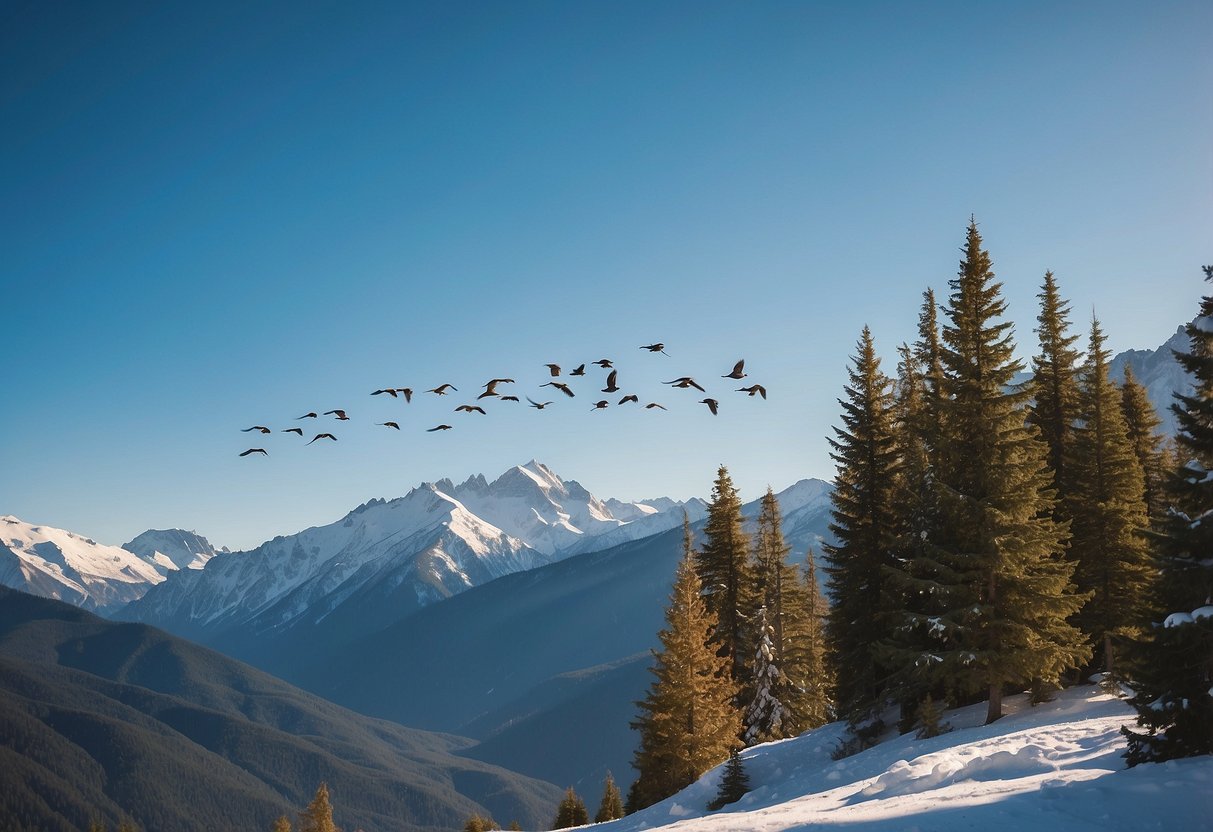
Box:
122;528;222;571
0;515;168;611
1109;323;1192;437
605;686;1211;832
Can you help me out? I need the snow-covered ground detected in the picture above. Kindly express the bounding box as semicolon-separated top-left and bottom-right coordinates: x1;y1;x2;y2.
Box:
600;685;1211;832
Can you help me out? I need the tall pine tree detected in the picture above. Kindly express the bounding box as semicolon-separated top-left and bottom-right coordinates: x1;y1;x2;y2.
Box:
742;606;787;746
551;787;588;829
1124;266;1213;764
929;220;1089;724
696;466;754;687
298;783;339;832
629;515;739;810
783;551;832;730
1066;316;1153;679
1120;364;1168;524
1028;270;1082;511
824;326;899;728
594;773;624;823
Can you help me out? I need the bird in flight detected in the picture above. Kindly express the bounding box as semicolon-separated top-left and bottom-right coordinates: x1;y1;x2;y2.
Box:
455;404;487;415
297;412;318;419
378;422;401;429
528;397;553;409
239;448;268;457
428;384;457;395
324;410;350;420
618;394;639;404
427;424;453;432
569;364;587;376
372;388;400;398
700;398;720;415
644;402;667;410
242;426;271;434
542;381;575;397
640;343;669;355
723;360;747;380
593;359;613;368
737;384;767;399
307;433;338;444
282;428;304;436
591;400;609;410
500;395;520;402
601;370;620;393
664;377;705;392
396;388;414;402
545;364;561;377
478;378;514;399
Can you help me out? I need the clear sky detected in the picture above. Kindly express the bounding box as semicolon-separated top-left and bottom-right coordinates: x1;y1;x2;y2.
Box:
2;0;1209;551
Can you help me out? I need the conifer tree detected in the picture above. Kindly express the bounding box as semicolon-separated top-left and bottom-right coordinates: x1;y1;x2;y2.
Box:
1120;364;1167;523
824;326;899;728
1066;317;1153;679
551;787;588;829
696;466;754;686
1124;266;1213;764
1028;270;1082;508
298;783;339;832
929;220;1089;724
272;815;292;832
742;606;787;746
594;772;624;823
706;749;750;811
788;551;832;729
629;515;740;810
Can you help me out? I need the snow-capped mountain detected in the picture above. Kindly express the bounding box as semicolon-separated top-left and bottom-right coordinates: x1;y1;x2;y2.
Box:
122;528;222;571
1110;323;1191;436
0;515;169;611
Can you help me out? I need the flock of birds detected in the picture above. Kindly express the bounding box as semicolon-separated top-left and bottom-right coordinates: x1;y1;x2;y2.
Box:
238;345;767;457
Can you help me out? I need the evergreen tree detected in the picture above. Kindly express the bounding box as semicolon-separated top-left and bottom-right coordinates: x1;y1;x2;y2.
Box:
915;693;949;739
706;749;750;811
273;815;292;832
463;815;499;832
1124;266;1213;765
742;606;787;746
594;772;624;823
696;466;754;686
629;515;740;810
1120;364;1167;523
298;783;339;832
551;787;588;829
1028;270;1082;508
788;551;832;729
824;326;899;728
1066;316;1154;679
929;220;1089;724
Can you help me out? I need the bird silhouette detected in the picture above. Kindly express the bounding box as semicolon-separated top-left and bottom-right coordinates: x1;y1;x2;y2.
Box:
723;360;746;379
324;410;350;420
542;381;575;397
699;398;719;415
527;397;553;409
640;343;669;355
618;394;639;404
593;359;613;368
307;433;338;444
396;388;414;402
455;404;487;414
296;412;318;419
591;400;609;410
282;428;304;436
239;448;268;457
378;421;401;429
569;364;587;376
500;395;520;402
428;384;457;395
644;402;667;410
545;364;561;377
601;370;620;393
737;384;767;399
372;389;399;397
241;426;271;434
663;377;705;392
427;424;453;432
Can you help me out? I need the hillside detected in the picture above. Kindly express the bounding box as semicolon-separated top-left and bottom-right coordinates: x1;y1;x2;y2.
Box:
603;685;1212;832
0;587;562;832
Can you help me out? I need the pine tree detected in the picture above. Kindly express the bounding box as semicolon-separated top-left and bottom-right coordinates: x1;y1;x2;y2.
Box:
272;816;292;832
788;551;832;729
929;220;1089;724
696;466;754;687
915;693;949;739
742;606;787;746
706;749;750;811
298;783;339;832
1066;316;1154;679
551;787;588;829
824;326;899;728
594;772;624;823
463;815;499;832
1120;364;1167;523
1028;270;1082;509
1123;265;1213;765
629;515;740;810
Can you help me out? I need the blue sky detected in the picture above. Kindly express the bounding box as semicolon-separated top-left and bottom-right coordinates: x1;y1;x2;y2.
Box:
2;0;1209;550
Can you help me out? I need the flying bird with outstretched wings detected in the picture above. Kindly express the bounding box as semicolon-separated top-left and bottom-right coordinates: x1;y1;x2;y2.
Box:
239;448;268;457
324;410;350;420
241;426;271;434
700;398;719;415
307;433;338;444
737;384;767;399
722;360;746;380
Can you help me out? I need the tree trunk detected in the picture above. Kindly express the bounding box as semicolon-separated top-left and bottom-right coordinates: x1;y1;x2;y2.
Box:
986;684;1003;724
